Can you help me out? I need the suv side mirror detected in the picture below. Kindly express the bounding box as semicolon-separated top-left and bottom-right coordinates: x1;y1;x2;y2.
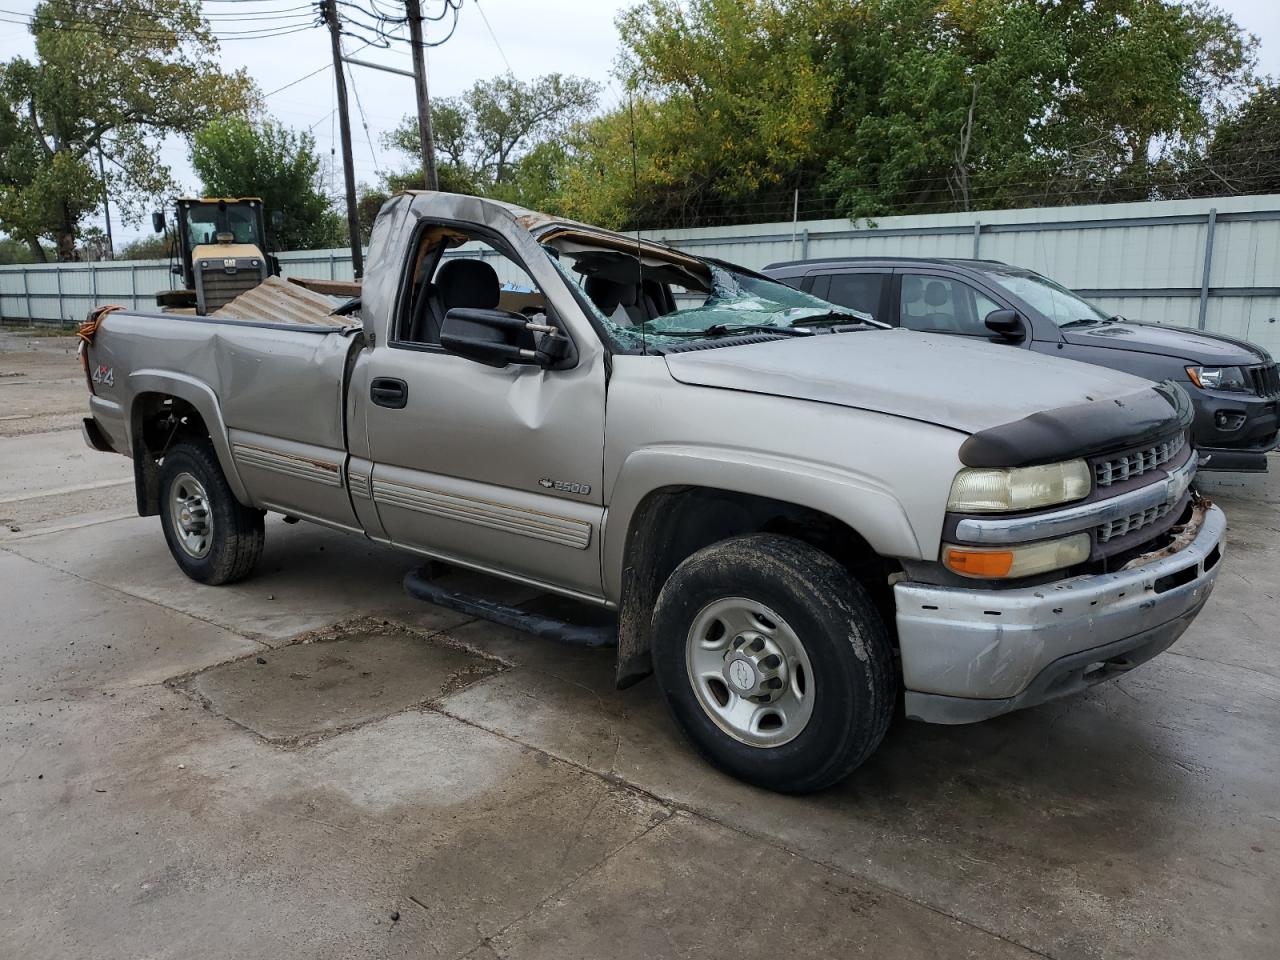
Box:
440;307;572;369
152;211;165;234
985;308;1026;341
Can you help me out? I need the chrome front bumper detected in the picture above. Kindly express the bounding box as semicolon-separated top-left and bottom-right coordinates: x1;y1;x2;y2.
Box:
896;503;1226;724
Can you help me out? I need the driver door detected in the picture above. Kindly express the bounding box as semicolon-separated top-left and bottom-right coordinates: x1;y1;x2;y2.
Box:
349;230;608;602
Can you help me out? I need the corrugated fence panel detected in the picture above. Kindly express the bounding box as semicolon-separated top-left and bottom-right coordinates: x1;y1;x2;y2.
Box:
3;196;1279;355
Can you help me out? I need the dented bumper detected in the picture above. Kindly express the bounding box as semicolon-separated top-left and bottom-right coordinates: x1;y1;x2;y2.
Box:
896;503;1226;724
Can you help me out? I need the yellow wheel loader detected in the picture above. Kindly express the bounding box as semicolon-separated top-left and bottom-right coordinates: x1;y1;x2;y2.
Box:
152;198;282;315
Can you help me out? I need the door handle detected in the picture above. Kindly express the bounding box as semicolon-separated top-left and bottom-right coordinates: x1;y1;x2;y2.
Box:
370;377;408;409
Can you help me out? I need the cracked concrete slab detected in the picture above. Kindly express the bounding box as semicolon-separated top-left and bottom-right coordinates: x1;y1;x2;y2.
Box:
435;559;1280;958
0;549;261;697
1;693;669;960
398;768;670;958
183;620;507;743
488;812;1039;959
0;430;130;504
6;513;539;642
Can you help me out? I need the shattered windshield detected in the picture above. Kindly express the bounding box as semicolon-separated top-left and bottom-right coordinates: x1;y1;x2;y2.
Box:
544;236;870;350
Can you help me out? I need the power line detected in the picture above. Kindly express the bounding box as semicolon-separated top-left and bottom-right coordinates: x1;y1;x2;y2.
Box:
341;43;384;178
472;0;509;73
263;38;377;97
0;9;319;41
264;62;332;97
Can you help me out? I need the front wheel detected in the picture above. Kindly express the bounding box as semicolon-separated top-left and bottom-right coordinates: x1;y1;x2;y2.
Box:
651;534;895;793
158;440;264;585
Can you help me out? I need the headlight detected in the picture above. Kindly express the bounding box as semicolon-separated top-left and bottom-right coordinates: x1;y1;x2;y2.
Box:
943;533;1091;579
947;460;1090;513
1186;365;1249;392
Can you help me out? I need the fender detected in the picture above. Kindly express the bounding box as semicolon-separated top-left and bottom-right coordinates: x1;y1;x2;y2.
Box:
601;444;924;603
126;369;251;505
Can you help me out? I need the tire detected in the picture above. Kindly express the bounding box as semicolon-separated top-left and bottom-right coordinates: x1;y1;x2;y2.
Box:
651;533;895;794
158;439;264;585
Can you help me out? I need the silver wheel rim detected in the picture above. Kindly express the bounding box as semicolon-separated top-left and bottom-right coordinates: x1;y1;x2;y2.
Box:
685;597;815;748
169;472;212;559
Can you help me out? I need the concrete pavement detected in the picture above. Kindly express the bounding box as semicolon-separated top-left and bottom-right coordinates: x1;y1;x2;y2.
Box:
1;332;1277;959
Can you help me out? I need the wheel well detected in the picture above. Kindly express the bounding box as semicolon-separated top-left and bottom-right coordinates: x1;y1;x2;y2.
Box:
129;392;212;516
615;486;897;687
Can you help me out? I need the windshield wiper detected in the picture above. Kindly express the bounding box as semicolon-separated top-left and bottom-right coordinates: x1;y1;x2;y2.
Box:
1060;317;1105;328
788;311;886;330
635;324;807;339
703;323;813;338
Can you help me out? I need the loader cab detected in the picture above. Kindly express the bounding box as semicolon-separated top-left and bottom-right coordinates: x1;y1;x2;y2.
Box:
154;197;280;315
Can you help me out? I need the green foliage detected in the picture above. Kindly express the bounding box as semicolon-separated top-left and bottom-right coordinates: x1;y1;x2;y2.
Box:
556;0;1257;227
823;0;1257;216
1194;82;1280;196
384;72;599;210
0;236;54;264
117;234;171;260
0;0;256;260
355;171;422;245
190;115;344;251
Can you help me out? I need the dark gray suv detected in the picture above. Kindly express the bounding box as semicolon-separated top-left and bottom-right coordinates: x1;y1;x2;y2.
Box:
766;257;1280;471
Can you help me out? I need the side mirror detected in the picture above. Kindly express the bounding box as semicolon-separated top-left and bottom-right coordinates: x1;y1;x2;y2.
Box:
985;308;1026;341
440;307;570;368
270;210;284;231
152;211;165;234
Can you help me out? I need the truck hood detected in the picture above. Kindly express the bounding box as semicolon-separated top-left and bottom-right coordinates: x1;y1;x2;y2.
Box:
1061;319;1271;365
664;329;1154;434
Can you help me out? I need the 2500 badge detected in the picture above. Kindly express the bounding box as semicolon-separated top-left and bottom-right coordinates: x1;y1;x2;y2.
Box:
538;477;591;496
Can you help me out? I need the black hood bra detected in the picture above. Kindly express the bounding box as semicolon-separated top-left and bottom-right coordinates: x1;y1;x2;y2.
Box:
959;381;1194;468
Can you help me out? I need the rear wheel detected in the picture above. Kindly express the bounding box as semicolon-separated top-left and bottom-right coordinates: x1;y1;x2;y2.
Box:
651;534;895;793
158;440;264;585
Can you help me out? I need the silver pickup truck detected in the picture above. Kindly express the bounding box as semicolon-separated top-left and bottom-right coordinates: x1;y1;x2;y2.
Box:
79;192;1225;793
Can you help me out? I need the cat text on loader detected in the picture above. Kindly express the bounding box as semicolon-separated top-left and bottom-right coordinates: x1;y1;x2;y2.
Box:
151;198;282;315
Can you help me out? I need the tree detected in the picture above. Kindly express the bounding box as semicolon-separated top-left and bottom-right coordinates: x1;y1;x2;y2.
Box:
0;236;54;264
356;171;424;245
0;0;255;260
190;116;344;251
556;0;1256;227
385;72;599;208
117;234;170;260
1194;82;1280;196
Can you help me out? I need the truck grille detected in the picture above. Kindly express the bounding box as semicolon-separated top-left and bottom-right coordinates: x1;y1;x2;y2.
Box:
1097;501;1176;543
1094;433;1185;488
1247;362;1280;399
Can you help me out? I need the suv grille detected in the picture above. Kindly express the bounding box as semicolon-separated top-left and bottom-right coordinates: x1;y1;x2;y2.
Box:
1097;501;1176;543
1095;433;1185;488
1247;362;1280;399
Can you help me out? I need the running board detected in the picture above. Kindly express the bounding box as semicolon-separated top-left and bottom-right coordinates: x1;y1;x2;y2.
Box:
402;566;618;649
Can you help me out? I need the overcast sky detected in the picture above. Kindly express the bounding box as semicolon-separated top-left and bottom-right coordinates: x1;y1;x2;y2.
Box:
1;0;1277;246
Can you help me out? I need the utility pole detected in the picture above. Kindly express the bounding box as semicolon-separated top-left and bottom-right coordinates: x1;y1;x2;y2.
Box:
320;0;364;278
404;0;439;190
97;148;114;260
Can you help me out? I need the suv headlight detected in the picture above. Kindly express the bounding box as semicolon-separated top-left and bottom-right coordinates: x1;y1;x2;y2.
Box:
1186;365;1249;392
947;460;1091;513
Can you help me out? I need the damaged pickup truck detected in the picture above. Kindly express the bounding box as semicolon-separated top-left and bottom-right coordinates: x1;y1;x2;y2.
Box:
79;192;1225;793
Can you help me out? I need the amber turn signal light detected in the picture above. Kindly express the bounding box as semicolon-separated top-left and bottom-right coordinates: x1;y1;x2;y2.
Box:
943;547;1015;578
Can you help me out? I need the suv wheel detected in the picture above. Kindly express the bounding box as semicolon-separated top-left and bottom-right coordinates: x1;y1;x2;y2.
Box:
158;440;264;585
651;534;895;793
